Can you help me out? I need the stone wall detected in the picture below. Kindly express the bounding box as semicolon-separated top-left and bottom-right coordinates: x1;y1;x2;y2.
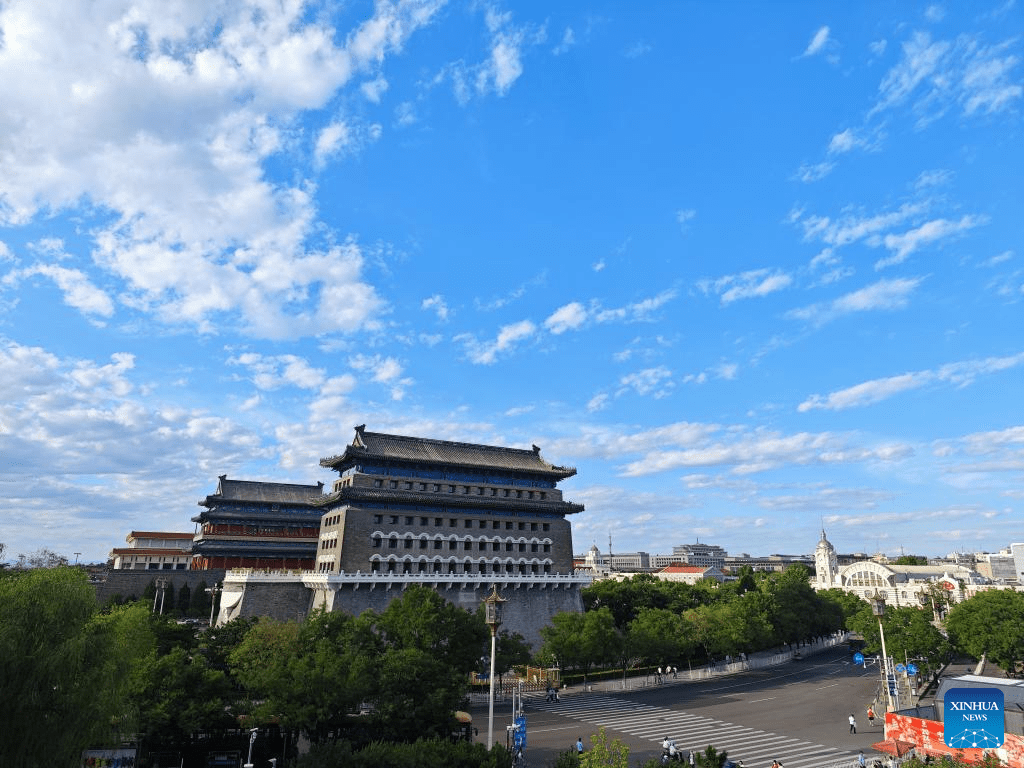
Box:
218;572;587;651
92;568;227;607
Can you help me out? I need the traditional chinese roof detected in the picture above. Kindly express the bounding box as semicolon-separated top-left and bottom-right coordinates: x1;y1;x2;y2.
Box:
312;484;584;515
198;476;325;508
128;531;194;540
319;425;577;480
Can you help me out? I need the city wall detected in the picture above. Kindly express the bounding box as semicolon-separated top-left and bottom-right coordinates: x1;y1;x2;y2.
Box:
219;571;589;650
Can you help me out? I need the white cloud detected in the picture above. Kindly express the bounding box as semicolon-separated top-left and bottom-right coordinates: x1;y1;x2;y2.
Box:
552;27;576;56
228;352;326;391
349;353;411;399
455;319;537;365
624;41;653;59
699;268;793;305
361;75;389;103
803;26;831;57
795;160;835;183
871;31;1022;125
827;128;868;155
0;0;444;340
617;366;674;399
314;121;352;168
798;352;1024;411
544;302;588;334
875;214;986;269
16;264;115;320
676;208;696;229
421;294;450;321
788;276;923;325
586;393;610;412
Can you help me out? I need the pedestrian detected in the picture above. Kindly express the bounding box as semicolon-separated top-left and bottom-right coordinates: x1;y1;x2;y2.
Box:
859;751;866;768
867;706;875;727
672;665;678;679
689;749;696;767
657;666;663;684
849;714;857;734
576;737;584;755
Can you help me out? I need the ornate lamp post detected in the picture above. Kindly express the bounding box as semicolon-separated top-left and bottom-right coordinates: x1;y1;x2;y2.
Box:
243;727;258;768
869;590;894;713
483;584;507;750
206;582;223;626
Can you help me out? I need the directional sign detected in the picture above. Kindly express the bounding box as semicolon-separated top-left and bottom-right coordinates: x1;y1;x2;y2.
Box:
907;663;919;676
895;664;907;673
854;652;865;665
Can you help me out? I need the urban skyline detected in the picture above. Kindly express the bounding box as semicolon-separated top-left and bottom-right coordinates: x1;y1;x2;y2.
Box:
2;1;1023;564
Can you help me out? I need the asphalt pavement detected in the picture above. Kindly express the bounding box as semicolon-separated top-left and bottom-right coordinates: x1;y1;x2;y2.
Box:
472;635;873;767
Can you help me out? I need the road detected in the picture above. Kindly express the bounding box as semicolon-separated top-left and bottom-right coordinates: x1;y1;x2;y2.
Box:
473;646;889;767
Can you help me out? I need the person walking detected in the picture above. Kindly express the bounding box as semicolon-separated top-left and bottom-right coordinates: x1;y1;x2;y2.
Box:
859;752;866;768
867;706;875;727
849;714;857;734
576;737;585;755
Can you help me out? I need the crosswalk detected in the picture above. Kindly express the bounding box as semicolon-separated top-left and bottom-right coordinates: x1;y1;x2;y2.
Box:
529;695;858;768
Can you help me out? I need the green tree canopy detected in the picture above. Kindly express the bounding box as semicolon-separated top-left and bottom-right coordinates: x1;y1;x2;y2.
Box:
0;567;153;766
945;589;1024;671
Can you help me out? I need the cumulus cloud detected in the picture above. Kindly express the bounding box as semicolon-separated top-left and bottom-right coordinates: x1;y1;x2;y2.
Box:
0;0;446;340
544;302;588;334
14;264;115;320
455;319;537;365
421;294;450;321
617;366;674;399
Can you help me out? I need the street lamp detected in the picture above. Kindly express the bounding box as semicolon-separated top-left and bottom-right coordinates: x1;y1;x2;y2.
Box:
869;590;895;713
206;582;223;626
482;584;507;750
244;727;258;768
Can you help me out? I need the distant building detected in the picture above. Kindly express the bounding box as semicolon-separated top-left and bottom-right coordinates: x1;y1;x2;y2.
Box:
974;550;1018;583
191;476;324;570
109;531;193;570
655;563;726;584
812;529;989;607
670;542;727;569
575;545;651;573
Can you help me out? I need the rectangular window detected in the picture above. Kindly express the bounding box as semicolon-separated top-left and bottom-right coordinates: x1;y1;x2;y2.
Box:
479;542;487;551
449;541;458;550
531;543;539;552
389;480;398;489
390;515;399;524
373;479;383;488
373;515;383;524
419;517;428;526
464;520;472;528
403;539;412;549
418;540;427;550
505;543;513;552
434;517;442;526
543;544;551;553
388;539;397;549
492;542;500;552
543;523;550;531
505;522;513;530
531;523;538;531
449;519;457;527
433;540;442;549
492;521;500;529
464;541;472;550
405;516;413;525
518;522;525;530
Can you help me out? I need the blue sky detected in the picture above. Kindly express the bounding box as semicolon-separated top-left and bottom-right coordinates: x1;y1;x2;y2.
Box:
1;1;1022;565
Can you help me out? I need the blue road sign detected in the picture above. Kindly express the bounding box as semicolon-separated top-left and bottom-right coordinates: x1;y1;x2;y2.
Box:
895;664;906;673
907;663;918;675
854;652;865;665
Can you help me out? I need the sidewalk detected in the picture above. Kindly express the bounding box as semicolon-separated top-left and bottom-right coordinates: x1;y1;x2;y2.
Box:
471;632;850;705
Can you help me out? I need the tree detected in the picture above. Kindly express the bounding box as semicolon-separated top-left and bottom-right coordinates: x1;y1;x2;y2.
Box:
0;567;153;766
848;604;951;678
627;608;691;665
13;547;69;568
495;629;533;688
191;578;212;617
176;582;192;614
694;744;730;768
230;611;371;742
946;589;1024;672
580;727;630;768
540;607;621;682
893;556;928;565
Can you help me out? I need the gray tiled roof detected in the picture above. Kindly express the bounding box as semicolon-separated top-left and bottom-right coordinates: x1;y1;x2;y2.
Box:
313;485;584;515
199;477;325;507
320;426;577;479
